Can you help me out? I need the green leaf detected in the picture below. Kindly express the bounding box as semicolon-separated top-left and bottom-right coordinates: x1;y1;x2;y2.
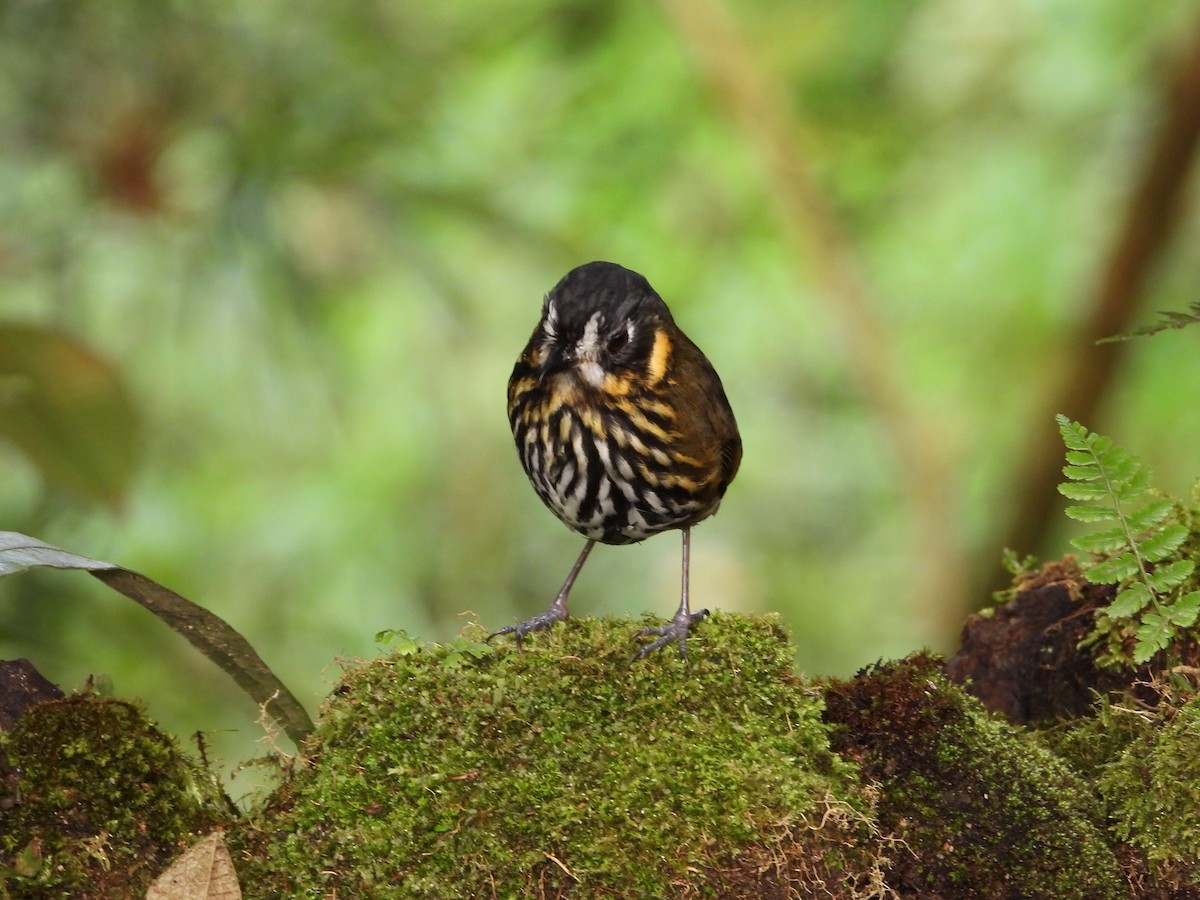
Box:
1139;523;1188;562
1109;448;1138;472
1000;548;1039;576
1059;482;1114;501
1122;466;1153;497
1089;553;1140;584
0;325;141;509
1133;615;1173;663
1167;592;1200;627
1061;464;1101;481
1055;414;1080;433
1065;450;1098;467
1146;559;1196;593
376;629;422;655
1107;583;1152;618
0;531;314;747
1125;499;1175;534
1064;503;1115;523
1101;302;1200;342
1056;414;1089;450
1104;451;1139;488
445;637;494;660
1071;526;1129;555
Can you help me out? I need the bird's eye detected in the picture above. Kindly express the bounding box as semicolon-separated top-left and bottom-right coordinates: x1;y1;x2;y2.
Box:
606;326;631;355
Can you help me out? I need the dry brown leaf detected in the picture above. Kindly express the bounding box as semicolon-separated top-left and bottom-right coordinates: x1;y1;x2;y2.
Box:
146;832;242;900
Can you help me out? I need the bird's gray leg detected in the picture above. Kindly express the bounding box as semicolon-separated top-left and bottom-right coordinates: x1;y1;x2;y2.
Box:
633;527;708;660
489;540;596;649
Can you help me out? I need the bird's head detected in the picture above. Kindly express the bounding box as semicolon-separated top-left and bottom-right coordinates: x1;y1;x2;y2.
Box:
531;261;674;396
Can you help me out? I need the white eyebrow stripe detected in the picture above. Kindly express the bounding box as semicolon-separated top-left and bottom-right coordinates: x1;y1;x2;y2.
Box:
577;311;602;354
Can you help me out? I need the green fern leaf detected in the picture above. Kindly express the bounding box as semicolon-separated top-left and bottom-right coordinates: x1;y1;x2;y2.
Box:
1062;464;1101;481
1122;466;1153;497
1125;499;1175;534
1147;559;1197;593
1134;615;1172;663
1056;415;1092;450
1066;450;1098;467
1099;301;1200;342
1059;482;1115;502
1168;592;1200;627
1056;414;1199;669
1064;503;1117;523
1139;524;1189;562
1089;554;1140;584
1107;583;1153;618
1071;526;1130;555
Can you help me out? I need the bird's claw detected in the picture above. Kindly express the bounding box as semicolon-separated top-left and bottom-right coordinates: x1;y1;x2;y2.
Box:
633;607;709;661
487;605;568;651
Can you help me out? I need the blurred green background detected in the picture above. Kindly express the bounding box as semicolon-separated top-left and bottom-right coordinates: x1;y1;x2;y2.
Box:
3;0;1200;796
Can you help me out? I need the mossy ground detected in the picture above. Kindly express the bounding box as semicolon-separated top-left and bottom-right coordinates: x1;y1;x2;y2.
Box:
823;654;1126;899
1034;693;1200;898
1100;694;1200;864
231;614;886;898
8;604;1200;896
0;695;229;898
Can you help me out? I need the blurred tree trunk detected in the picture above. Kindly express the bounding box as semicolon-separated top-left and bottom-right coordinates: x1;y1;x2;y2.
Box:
982;23;1200;606
661;0;966;641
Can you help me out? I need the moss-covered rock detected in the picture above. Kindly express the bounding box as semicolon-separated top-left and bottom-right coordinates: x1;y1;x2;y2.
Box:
0;695;227;898
822;654;1126;900
1033;692;1200;896
232;614;884;898
20;615;1195;896
1100;694;1200;866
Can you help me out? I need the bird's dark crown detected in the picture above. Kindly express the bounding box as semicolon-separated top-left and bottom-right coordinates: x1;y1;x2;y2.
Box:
542;261;672;339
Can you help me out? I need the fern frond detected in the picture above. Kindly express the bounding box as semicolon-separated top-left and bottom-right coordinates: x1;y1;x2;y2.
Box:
1106;583;1152;619
1065;503;1117;523
1098;300;1200;343
1089;554;1139;585
1148;559;1196;593
1059;482;1114;502
1140;524;1189;563
1071;526;1130;556
1056;414;1199;668
1134;615;1175;662
1125;499;1175;533
1169;592;1200;627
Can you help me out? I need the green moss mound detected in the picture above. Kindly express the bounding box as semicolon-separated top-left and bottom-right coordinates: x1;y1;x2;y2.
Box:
822;654;1126;900
233;614;884;898
0;695;226;898
1033;692;1200;894
1101;694;1200;865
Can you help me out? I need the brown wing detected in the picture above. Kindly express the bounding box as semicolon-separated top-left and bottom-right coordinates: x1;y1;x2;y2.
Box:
665;327;741;503
718;434;742;497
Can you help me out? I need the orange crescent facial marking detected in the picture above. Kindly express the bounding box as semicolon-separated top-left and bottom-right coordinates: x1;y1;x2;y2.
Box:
646;328;672;385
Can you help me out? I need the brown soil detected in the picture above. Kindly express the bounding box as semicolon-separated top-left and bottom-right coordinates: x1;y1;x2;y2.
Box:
944;558;1200;723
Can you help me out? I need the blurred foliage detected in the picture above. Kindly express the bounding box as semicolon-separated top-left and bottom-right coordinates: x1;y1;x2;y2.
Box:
0;325;139;508
2;0;1200;791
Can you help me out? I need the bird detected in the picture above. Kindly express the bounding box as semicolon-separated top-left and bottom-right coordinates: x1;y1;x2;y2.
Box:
491;261;741;659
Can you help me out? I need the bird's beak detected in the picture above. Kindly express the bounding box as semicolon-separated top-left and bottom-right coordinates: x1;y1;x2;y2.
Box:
536;345;573;383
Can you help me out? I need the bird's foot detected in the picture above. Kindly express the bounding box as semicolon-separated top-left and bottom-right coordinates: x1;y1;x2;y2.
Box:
633;607;709;661
488;604;568;651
